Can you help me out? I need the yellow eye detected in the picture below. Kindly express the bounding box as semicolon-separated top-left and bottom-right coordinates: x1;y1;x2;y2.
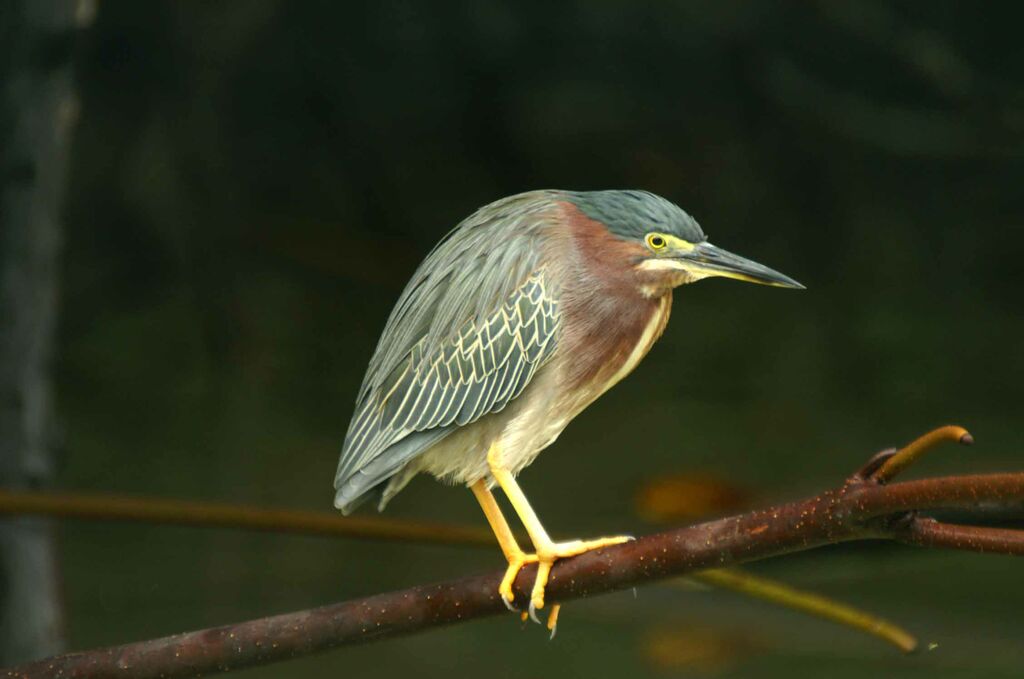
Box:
646;233;667;250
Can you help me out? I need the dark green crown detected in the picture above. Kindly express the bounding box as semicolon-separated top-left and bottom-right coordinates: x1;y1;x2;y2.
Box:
567;190;706;243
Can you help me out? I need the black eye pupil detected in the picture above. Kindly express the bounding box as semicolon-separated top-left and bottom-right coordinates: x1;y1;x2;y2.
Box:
651;236;664;247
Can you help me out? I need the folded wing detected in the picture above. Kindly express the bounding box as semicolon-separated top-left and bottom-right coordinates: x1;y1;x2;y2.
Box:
334;195;562;512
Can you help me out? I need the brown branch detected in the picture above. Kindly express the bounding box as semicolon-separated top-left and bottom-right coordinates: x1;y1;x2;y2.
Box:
7;427;1024;679
896;518;1024;554
0;489;918;650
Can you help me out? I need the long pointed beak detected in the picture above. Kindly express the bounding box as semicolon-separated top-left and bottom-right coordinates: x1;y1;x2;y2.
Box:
677;242;804;289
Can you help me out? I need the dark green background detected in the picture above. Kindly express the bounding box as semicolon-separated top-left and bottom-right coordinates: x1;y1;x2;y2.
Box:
58;2;1023;677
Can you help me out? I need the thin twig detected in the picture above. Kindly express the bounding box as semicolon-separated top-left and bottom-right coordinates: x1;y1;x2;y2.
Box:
687;569;918;653
0;490;494;547
895;518;1024;554
872;425;973;483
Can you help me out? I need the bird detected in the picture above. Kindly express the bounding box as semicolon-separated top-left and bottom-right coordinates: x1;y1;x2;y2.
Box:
334;189;802;633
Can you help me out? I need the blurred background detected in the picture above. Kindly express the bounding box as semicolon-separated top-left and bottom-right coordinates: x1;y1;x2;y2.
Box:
4;1;1024;677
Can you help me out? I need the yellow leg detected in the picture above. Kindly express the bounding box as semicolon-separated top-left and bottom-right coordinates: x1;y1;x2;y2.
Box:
470;479;537;611
486;443;632;623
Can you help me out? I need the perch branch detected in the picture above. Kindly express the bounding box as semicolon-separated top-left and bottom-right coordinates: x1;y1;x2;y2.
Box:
0;488;918;650
7;427;1024;679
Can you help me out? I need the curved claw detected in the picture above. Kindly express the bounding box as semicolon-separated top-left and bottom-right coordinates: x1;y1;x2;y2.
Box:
528;599;541;624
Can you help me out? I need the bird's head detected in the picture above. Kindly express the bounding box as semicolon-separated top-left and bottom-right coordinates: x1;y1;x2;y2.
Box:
567;190;804;296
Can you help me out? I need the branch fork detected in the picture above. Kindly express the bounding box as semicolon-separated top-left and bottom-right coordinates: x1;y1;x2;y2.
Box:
7;425;1024;679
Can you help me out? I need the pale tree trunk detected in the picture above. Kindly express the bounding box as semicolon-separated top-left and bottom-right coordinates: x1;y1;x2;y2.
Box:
0;0;91;664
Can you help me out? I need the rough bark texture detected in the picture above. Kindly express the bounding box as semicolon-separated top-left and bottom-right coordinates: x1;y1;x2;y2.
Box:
0;0;88;664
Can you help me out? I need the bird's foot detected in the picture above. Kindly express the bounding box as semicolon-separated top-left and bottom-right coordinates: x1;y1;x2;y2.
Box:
527;535;633;622
498;535;631;636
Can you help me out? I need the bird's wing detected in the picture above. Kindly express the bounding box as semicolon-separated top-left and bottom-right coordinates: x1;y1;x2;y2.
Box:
334;193;562;511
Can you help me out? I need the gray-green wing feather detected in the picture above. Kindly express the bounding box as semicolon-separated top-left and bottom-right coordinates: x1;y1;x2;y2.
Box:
334;192;562;512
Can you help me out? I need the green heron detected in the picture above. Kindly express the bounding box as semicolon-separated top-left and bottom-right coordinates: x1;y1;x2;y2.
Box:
334;190;802;632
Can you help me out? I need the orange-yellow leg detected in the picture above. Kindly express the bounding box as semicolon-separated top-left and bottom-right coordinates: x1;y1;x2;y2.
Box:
486;443;632;626
470;479;537;611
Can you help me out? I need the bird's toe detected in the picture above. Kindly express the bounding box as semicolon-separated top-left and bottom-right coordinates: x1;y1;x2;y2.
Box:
527;558;555;621
498;551;538;610
546;604;560;639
